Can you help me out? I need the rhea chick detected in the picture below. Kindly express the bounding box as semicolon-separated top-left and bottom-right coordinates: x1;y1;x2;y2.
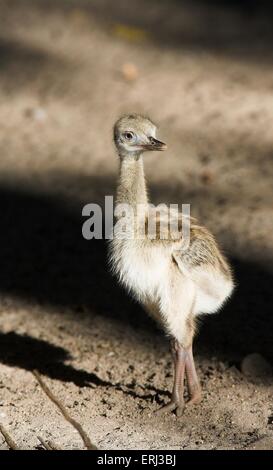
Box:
109;114;234;416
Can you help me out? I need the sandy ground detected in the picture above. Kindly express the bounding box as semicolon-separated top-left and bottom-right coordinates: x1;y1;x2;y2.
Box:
0;0;272;450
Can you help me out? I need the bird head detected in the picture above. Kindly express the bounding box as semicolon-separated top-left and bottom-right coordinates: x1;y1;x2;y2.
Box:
113;114;167;159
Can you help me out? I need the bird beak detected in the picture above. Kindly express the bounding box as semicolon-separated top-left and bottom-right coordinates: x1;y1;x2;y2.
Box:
142;137;167;151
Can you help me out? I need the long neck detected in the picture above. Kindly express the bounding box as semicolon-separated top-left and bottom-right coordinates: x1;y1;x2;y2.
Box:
116;155;148;209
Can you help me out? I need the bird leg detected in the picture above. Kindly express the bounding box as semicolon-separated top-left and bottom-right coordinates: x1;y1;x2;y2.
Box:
185;344;202;405
156;340;201;416
156;339;187;417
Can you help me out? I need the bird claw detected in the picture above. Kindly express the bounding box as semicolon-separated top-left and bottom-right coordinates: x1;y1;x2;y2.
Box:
187;391;202;406
186;381;202;406
155;400;185;417
155;389;201;416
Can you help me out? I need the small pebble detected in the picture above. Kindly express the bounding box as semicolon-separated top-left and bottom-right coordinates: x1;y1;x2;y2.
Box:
200;169;214;184
121;63;139;81
25;107;47;123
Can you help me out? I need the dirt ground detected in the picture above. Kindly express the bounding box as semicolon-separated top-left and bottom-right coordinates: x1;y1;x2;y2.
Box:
0;0;272;450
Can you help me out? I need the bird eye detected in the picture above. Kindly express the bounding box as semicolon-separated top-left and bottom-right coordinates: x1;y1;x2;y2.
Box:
124;132;134;140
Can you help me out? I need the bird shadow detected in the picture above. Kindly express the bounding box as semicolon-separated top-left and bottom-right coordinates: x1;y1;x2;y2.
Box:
0;331;168;402
0;331;91;386
0;180;272;381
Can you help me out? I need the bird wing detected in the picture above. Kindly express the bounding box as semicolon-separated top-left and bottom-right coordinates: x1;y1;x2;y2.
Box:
172;223;232;281
144;206;231;279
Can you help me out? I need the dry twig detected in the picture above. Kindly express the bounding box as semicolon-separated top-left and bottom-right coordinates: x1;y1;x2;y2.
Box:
33;370;97;450
38;436;61;451
37;435;52;450
0;423;19;450
48;440;62;450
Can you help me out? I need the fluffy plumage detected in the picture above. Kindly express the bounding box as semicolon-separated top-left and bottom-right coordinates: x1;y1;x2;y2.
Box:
109;114;234;415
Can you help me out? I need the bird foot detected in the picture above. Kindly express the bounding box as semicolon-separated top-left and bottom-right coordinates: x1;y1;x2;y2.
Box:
155;400;185;417
187;393;202;406
187;384;202;406
155;387;201;416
